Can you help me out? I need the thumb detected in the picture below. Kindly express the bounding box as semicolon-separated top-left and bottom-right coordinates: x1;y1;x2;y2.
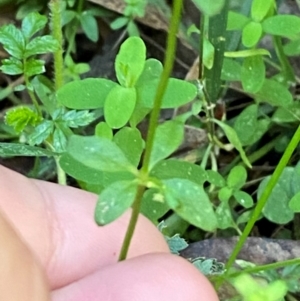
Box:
0;208;50;301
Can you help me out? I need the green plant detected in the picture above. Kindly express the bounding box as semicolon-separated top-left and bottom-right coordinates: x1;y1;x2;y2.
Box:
2;0;300;299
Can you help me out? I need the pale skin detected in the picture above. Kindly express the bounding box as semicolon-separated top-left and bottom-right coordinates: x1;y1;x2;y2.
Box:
0;165;219;301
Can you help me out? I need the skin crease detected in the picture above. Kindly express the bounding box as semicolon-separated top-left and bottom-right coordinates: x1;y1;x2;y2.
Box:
0;165;219;301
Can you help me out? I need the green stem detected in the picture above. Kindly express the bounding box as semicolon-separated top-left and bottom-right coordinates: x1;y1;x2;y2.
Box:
49;0;64;90
118;0;184;261
55;156;67;185
224;124;300;275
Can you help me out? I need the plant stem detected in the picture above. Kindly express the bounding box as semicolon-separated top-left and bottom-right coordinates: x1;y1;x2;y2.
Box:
224;124;300;276
118;0;184;261
49;0;64;90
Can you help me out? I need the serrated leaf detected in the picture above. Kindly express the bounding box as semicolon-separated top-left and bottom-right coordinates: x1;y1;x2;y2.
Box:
241;55;265;93
115;36;146;87
227;166;247;190
242;21;262;48
213;119;251;168
257;79;293;107
150;159;207;185
24;58;45;77
0;143;54;157
24;36;59;58
61;110;94;128
95;122;113;139
95;181;137;225
150;120;184;170
66;135;136;173
53;128;67;153
0;57;23;75
104;85;136;129
251;0;273;22
57;78;117;109
137;78;197;109
28;120;54;145
263;15;300;39
233;191;253;208
21;12;47;40
0;24;25;59
163;178;217;231
165;234;188;255
80;12;98;42
113;127;144;167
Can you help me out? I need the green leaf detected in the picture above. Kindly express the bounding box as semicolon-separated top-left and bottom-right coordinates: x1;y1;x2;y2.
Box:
284;39;300;56
21;12;47;40
136;58;163;85
80;12;99;42
233;191;253;208
66;135;136;173
221;58;241;81
0;57;23;75
5;106;41;133
53;128;67;153
137;78;197;109
272;102;300;123
115;36;146;87
242;21;262;48
241;55;265;93
258;167;295;224
206;170;226;187
28;120;54;145
0;24;25;59
218;186;233;202
165;234;188;255
257;79;293;107
213;119;252;168
262;15;300;39
227;11;250;31
104;85;136;129
0;143;54;157
192;0;225;16
24;58;45;77
95;181;137;225
225;48;271;58
56;78;117;109
163;178;217;231
150;159;207;185
113;127;144;167
24;36;59;58
141;189;170;224
203;37;215;69
216;201;234;229
150;120;184;170
60;110;94;128
251;0;273;22
289;191;300;212
110;16;129;30
95;122;113;140
227;166;247;190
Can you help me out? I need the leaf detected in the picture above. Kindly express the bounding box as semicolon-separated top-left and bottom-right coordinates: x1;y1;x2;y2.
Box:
104;85;136;129
216;201;234;229
284;39;300;56
137;78;197;109
113;127;144;167
60;110;94;128
56;78;117;109
234;191;254;208
110;16;129;30
206;170;226;187
149;120;184;170
141;189;170;224
115;36;146;87
24;36;59;58
165;234;188;255
150;159;207;185
227;166;247;190
95;181;137;225
24;58;45;77
257;79;293;107
95;122;113;140
66;135;136;173
163;178;217;231
263;15;300;39
242;21;262;48
213;119;252;168
258;167;295;224
289;192;300;213
27;120;54;145
251;0;273;22
218;186;233;202
221;58;241;81
53;128;67;153
192;0;225;16
80;12;99;42
203;37;215;69
241;55;265;93
227;11;250;31
21;12;47;40
0;57;23;75
136;58;163;85
0;143;54;157
0;24;25;59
